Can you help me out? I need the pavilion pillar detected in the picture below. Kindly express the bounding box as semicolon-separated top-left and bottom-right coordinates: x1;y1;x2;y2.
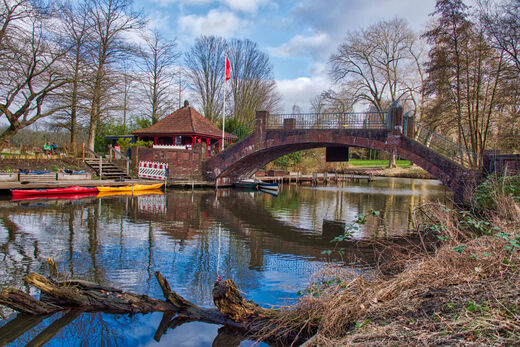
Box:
206;138;210;157
154;136;158;145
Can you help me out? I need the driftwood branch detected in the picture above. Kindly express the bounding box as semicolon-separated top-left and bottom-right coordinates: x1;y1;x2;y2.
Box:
0;258;311;345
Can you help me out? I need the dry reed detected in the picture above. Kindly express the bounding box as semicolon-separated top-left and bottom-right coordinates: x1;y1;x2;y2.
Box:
257;193;520;346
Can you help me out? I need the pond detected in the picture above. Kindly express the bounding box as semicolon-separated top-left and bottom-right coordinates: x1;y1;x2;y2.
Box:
0;177;449;346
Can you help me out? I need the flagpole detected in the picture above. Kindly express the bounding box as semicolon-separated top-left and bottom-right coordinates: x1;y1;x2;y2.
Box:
222;83;225;151
222;56;226;151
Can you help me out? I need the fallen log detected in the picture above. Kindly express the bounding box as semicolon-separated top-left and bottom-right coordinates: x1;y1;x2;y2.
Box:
0;258;313;345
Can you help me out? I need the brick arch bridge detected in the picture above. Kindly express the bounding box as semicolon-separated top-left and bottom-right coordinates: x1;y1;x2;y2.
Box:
204;107;481;203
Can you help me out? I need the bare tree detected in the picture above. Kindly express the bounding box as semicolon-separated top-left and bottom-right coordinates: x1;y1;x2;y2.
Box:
0;1;70;150
185;36;279;125
119;60;134;133
138;30;179;124
320;89;355;113
228;38;279;123
0;0;39;48
184;35;227;123
310;95;326;114
329;18;421;113
85;0;146;151
175;65;189;109
480;0;520;73
52;0;92;151
423;0;509;166
329;18;423;166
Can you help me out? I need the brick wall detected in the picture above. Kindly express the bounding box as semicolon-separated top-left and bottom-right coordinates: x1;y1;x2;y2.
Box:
483;153;520;176
131;144;205;180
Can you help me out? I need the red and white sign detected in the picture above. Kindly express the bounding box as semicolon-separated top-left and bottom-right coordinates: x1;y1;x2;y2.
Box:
138;161;168;180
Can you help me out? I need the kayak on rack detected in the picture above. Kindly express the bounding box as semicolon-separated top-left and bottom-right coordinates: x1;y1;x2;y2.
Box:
11;186;98;198
97;183;164;192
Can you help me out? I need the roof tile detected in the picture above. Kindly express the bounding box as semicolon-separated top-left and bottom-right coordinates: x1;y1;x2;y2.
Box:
133;106;237;140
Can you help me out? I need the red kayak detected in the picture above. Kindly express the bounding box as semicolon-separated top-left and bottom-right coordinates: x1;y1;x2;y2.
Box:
11;186;98;198
11;192;98;201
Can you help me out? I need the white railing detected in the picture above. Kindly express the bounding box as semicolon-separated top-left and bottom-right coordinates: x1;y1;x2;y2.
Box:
153;144;192;150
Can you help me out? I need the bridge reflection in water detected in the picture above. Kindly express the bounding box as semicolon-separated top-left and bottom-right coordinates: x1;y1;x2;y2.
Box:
0;178;449;346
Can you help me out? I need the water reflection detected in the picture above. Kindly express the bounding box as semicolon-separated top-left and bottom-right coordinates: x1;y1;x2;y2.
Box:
0;178;449;346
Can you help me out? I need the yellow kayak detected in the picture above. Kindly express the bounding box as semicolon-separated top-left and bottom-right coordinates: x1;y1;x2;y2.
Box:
97;189;164;198
97;183;164;192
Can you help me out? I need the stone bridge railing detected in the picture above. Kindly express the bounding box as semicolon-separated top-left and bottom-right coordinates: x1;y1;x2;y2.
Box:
262;105;478;170
266;111;388;130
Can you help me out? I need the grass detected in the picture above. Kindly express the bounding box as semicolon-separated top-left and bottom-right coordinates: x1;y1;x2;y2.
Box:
348;159;412;168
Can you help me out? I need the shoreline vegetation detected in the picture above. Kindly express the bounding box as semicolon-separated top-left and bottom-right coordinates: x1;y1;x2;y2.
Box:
257;174;520;345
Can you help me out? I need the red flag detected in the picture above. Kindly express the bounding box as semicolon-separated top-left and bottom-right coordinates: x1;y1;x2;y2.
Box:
225;56;230;83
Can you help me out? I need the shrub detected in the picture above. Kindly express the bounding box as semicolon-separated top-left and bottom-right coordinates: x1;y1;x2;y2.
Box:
473;174;520;210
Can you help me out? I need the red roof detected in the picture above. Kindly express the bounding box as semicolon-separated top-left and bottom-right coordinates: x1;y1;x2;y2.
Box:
133;105;238;140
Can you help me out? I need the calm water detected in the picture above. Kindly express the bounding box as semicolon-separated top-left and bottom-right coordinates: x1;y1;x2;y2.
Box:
0;178;449;346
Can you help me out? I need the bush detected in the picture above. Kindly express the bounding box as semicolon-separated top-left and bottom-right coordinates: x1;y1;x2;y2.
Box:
274;151;302;169
473;174;520;210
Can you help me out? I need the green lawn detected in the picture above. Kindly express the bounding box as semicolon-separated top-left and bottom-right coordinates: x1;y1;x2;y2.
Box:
348;159;412;168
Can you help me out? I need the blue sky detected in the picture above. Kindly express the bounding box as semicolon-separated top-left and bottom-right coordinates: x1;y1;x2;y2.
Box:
134;0;437;112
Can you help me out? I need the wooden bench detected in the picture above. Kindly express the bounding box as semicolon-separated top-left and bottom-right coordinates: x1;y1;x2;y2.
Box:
19;173;57;182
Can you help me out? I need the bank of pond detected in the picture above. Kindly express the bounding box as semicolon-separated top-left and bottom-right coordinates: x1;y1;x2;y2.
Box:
0;178;453;345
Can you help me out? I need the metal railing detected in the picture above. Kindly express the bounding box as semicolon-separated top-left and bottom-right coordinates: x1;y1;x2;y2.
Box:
266;112;388;130
413;123;477;168
84;147;99;158
109;145;130;176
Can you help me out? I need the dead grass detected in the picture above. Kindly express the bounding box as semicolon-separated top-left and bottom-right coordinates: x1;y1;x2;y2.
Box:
257;195;520;346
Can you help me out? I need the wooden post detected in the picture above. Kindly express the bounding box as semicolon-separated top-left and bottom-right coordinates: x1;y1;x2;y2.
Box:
82;143;85;161
99;156;102;180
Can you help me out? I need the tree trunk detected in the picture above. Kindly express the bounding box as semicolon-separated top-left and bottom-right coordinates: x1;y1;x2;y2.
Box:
0;125;19;153
388;153;397;168
87;110;97;152
70;78;78;155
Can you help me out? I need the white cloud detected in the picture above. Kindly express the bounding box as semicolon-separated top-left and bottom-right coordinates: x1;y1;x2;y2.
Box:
177;9;243;38
151;0;211;6
151;0;271;14
271;32;331;59
293;0;436;36
221;0;271;13
276;74;330;113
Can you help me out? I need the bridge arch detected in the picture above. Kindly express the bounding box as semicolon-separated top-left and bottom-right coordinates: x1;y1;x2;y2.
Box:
204;111;480;203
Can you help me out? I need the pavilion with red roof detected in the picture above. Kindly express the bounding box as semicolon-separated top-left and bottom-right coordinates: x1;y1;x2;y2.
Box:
133;101;237;157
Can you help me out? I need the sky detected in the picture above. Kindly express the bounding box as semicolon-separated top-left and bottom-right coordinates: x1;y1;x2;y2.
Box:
134;0;438;113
